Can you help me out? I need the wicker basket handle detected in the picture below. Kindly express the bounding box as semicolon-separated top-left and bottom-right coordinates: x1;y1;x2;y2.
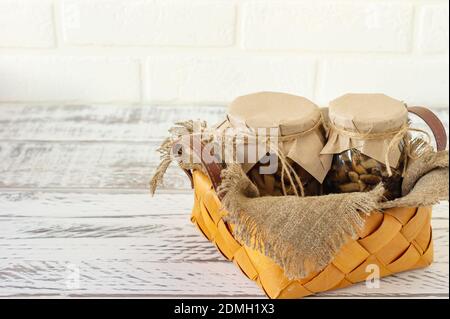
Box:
178;136;224;193
408;106;447;151
181;107;447;191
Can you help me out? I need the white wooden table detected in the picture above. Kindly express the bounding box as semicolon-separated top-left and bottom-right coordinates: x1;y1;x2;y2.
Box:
0;105;448;298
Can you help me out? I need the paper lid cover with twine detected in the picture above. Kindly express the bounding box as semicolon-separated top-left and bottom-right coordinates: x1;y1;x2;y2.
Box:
321;93;408;168
217;92;332;183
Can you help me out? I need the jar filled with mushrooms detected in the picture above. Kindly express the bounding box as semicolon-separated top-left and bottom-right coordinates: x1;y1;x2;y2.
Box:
216;92;332;197
321;93;410;200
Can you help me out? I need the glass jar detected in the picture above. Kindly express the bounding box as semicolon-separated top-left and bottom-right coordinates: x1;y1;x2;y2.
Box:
222;92;332;197
321;93;410;201
325;147;405;200
248;156;322;197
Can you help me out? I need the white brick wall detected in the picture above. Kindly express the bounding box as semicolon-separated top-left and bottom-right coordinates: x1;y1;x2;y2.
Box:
0;0;55;48
0;0;448;108
241;1;414;52
317;58;449;106
0;56;140;102
417;4;449;54
146;56;316;103
61;0;235;47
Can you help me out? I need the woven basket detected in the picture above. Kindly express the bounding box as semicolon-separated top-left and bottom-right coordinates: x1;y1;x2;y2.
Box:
191;169;433;298
178;106;447;298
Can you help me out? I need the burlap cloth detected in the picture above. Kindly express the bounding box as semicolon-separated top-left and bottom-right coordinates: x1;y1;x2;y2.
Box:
217;145;448;279
150;121;448;280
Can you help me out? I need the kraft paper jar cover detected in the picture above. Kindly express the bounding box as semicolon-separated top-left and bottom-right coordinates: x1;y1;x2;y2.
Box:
215;92;332;183
321;93;408;168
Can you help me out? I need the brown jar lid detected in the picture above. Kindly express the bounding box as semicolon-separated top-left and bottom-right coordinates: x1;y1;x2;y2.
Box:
329;93;408;133
221;91;332;183
322;93;409;168
228;92;321;136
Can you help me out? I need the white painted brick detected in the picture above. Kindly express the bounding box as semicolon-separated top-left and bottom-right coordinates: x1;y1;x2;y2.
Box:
241;1;413;52
0;0;55;48
62;0;235;47
0;57;140;103
417;4;449;53
317;58;449;108
145;56;316;103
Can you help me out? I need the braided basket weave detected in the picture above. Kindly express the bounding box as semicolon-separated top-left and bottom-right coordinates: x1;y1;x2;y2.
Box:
190;170;433;298
171;106;445;298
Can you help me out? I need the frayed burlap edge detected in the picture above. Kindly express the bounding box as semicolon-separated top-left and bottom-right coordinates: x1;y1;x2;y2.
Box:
381;166;449;209
215;148;448;279
149;121;448;279
217;164;385;279
150;120;208;195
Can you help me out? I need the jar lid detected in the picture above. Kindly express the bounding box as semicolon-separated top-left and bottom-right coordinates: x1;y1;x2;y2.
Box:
322;93;409;168
329;93;408;133
228;92;321;136
220;91;332;183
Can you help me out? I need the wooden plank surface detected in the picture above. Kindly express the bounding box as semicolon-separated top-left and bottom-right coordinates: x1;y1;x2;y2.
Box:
0;141;190;189
0;105;225;142
0;104;448;298
0;192;448;298
0;105;447;142
0;105;447;191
